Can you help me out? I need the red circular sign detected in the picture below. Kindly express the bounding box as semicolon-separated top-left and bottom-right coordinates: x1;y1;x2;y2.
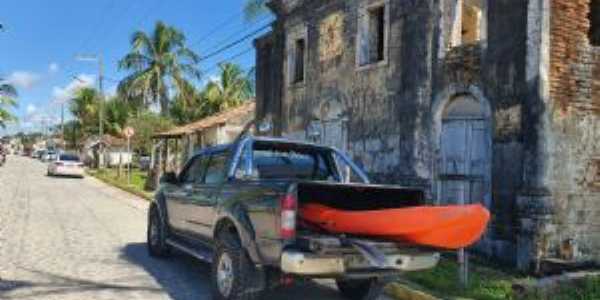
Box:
123;127;135;138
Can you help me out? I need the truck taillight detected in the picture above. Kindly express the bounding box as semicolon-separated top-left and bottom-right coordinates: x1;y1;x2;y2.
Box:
280;194;297;239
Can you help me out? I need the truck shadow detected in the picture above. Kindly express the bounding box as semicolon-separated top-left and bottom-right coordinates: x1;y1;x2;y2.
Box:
120;243;346;300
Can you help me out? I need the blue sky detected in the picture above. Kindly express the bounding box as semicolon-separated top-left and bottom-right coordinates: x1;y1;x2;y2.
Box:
0;0;271;134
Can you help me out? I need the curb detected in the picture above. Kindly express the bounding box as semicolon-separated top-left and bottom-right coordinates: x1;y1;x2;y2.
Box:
86;170;153;201
385;282;440;300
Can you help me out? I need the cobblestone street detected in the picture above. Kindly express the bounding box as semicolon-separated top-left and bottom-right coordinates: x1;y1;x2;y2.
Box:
0;156;358;300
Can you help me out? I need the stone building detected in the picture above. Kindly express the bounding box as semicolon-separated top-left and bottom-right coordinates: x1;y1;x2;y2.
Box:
254;0;600;271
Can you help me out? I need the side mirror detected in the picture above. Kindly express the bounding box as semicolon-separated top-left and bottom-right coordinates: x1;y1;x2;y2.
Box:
160;172;178;184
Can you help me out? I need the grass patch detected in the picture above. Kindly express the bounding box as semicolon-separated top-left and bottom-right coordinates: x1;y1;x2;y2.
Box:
394;256;600;300
519;276;600;300
87;167;154;200
401;257;518;300
550;276;600;300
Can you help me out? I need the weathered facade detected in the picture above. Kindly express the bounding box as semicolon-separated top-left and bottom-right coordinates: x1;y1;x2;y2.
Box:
255;0;600;271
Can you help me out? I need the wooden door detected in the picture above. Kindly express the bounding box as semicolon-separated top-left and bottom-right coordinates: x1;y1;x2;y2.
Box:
439;118;489;205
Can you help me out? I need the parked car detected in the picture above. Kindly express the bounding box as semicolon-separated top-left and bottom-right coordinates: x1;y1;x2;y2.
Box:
0;146;6;166
138;155;151;171
148;136;441;300
41;150;58;162
22;148;32;157
31;149;43;159
47;153;84;178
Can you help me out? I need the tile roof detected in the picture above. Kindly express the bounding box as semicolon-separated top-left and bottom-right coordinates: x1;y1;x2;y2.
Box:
154;101;255;138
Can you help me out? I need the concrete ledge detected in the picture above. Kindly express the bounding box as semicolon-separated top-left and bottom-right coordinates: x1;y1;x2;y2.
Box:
385;282;440;300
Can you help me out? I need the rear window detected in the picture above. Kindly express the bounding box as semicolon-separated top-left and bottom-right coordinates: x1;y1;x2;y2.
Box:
59;154;80;161
241;142;338;181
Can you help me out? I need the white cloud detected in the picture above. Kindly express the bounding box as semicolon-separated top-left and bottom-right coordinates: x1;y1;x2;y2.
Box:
6;71;41;90
26;104;37;115
52;74;95;104
48;63;60;73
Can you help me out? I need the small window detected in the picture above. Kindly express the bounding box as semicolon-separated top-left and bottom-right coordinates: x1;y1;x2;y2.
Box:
293;39;305;83
358;3;388;66
370;6;386;62
204;153;229;184
590;0;600;46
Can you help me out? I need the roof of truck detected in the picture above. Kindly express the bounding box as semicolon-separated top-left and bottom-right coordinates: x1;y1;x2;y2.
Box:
194;136;336;156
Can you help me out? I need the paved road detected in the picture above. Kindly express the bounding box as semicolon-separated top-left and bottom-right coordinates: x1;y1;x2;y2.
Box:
0;156;389;300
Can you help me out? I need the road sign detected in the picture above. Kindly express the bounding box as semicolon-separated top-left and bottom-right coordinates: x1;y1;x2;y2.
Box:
123;127;135;138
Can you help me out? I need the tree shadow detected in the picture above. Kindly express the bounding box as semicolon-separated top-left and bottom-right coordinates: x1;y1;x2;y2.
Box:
119;243;346;300
0;266;163;299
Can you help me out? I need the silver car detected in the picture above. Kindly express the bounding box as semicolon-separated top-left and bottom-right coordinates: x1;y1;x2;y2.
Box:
47;154;85;178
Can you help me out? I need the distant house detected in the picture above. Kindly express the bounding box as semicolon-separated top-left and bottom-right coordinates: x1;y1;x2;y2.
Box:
144;101;256;191
152;101;256;172
82;135;132;167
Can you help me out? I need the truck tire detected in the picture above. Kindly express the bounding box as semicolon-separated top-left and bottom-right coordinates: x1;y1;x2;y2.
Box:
211;233;260;300
147;207;171;257
336;278;385;300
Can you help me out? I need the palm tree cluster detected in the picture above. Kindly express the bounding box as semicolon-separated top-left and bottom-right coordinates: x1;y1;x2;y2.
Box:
66;21;254;153
117;21;254;123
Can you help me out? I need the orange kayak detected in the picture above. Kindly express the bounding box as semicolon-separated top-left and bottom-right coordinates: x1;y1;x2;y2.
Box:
299;204;490;250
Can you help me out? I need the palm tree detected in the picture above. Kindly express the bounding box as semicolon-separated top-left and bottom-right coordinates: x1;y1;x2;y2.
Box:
203;63;254;114
118;21;201;115
70;87;100;135
0;79;18;128
103;96;132;136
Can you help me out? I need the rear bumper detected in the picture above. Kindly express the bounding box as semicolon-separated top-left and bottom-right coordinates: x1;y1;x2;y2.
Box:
280;250;440;276
51;167;85;177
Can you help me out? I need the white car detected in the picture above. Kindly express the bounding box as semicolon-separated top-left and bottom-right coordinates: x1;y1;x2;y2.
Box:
47;154;85;178
42;151;58;162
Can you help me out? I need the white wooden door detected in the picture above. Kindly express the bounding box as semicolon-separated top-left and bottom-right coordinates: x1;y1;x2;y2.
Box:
439;118;488;205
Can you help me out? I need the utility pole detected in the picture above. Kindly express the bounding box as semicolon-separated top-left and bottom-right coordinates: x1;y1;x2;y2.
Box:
98;54;104;139
76;53;105;168
61;103;64;138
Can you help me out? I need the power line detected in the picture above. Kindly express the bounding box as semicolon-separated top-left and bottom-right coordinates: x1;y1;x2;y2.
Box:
196;14;271;52
199;23;271;62
203;47;255;74
189;10;245;47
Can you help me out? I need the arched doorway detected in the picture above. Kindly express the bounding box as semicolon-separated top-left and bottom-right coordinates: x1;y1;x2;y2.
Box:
437;94;491;206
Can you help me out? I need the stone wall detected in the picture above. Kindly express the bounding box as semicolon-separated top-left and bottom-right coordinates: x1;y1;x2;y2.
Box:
539;0;600;266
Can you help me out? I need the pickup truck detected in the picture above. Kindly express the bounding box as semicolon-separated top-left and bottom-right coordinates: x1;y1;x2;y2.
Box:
148;136;440;300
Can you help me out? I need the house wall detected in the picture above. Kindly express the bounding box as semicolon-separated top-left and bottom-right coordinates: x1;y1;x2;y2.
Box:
256;0;599;271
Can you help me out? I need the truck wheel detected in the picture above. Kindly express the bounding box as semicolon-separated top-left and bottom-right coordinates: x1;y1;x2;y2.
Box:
147;207;171;257
336;278;385;300
211;233;259;300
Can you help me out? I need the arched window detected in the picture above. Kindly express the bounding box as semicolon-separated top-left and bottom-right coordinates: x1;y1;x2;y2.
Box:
590;0;600;46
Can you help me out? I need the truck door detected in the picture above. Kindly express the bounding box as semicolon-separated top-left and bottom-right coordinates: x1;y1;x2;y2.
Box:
164;155;207;233
186;151;229;239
